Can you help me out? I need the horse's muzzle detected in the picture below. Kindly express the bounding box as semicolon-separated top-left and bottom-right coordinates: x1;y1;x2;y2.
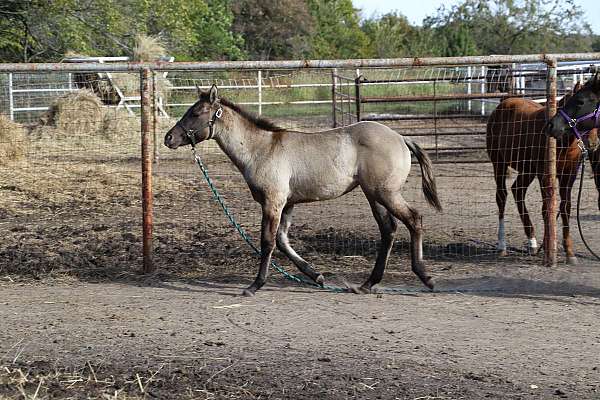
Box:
164;131;178;149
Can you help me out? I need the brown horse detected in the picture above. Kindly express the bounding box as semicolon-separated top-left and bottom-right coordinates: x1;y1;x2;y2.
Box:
164;85;442;296
487;83;600;263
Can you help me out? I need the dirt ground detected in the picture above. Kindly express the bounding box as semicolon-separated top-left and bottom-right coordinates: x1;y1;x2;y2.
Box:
2;120;600;399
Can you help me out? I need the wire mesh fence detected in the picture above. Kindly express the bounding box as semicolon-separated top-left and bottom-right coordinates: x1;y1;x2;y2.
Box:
0;55;599;284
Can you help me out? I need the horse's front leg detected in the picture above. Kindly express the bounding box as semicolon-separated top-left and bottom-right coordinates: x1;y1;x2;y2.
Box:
243;201;283;297
559;176;577;264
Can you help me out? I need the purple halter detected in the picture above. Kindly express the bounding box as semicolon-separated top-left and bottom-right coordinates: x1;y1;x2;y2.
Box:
558;104;600;143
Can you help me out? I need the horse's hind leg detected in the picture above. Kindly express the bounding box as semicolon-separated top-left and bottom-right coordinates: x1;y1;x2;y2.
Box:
355;199;398;293
512;172;537;253
379;193;434;290
558;175;577;264
493;162;509;255
276;204;324;285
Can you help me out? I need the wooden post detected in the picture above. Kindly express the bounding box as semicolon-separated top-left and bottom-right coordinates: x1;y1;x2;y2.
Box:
140;68;155;273
544;59;558;268
331;69;337;128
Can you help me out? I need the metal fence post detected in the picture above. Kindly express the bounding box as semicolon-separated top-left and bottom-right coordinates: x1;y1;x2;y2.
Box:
480;65;486;116
544;59;558;267
152;71;159;163
140;68;155;273
467;66;472;112
257;70;262;115
354;76;361;122
8;73;14;121
331;68;337;128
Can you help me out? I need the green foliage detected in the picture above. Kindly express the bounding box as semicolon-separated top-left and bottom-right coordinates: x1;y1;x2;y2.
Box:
361;12;443;57
0;0;596;62
307;0;369;59
591;35;600;52
425;0;593;55
232;0;314;60
0;0;243;62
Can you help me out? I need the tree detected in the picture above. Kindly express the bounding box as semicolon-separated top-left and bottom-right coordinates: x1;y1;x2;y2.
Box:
138;0;244;61
232;0;314;60
307;0;369;59
425;0;593;55
361;12;442;58
592;35;600;52
0;0;244;62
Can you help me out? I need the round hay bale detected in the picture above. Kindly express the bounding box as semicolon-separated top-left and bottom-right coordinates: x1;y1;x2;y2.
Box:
0;114;27;166
43;90;105;136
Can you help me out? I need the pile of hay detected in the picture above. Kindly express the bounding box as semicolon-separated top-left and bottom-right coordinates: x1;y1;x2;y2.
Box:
32;89;174;143
33;90;143;141
0;114;28;166
40;89;105;136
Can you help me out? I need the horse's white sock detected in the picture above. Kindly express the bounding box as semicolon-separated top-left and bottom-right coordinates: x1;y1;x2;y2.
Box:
497;218;507;251
528;237;538;250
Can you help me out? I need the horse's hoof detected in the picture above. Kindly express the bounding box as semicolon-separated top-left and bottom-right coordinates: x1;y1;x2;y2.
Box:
498;249;508;257
567;256;578;265
422;277;435;291
350;285;371;294
315;274;325;286
527;247;538;256
527;238;538;255
242;288;256;297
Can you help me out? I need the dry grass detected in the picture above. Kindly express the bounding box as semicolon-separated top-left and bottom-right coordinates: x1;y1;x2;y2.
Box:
0;114;28;166
133;34;166;62
0;363;146;400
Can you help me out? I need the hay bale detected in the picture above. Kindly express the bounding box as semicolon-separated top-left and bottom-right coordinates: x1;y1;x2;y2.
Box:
42;90;105;136
0;114;27;166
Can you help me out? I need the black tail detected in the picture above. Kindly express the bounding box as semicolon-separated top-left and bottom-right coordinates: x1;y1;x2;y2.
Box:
405;138;442;212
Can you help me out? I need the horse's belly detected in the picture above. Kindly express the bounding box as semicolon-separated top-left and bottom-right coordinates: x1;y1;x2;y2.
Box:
288;173;358;203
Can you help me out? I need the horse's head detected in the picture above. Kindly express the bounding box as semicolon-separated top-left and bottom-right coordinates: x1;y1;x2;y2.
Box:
545;73;600;142
164;84;222;149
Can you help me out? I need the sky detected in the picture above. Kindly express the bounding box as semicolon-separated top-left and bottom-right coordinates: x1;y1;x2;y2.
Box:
352;0;600;34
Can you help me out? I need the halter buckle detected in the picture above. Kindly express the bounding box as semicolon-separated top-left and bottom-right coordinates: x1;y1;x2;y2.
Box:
215;107;223;119
568;118;577;128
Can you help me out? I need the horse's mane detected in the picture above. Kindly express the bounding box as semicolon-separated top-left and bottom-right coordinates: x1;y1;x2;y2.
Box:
199;92;286;132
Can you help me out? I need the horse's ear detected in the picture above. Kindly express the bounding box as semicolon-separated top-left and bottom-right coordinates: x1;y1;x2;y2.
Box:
195;84;202;98
209;84;218;104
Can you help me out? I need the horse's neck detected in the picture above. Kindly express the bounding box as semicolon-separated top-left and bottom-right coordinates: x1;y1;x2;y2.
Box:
214;110;272;174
